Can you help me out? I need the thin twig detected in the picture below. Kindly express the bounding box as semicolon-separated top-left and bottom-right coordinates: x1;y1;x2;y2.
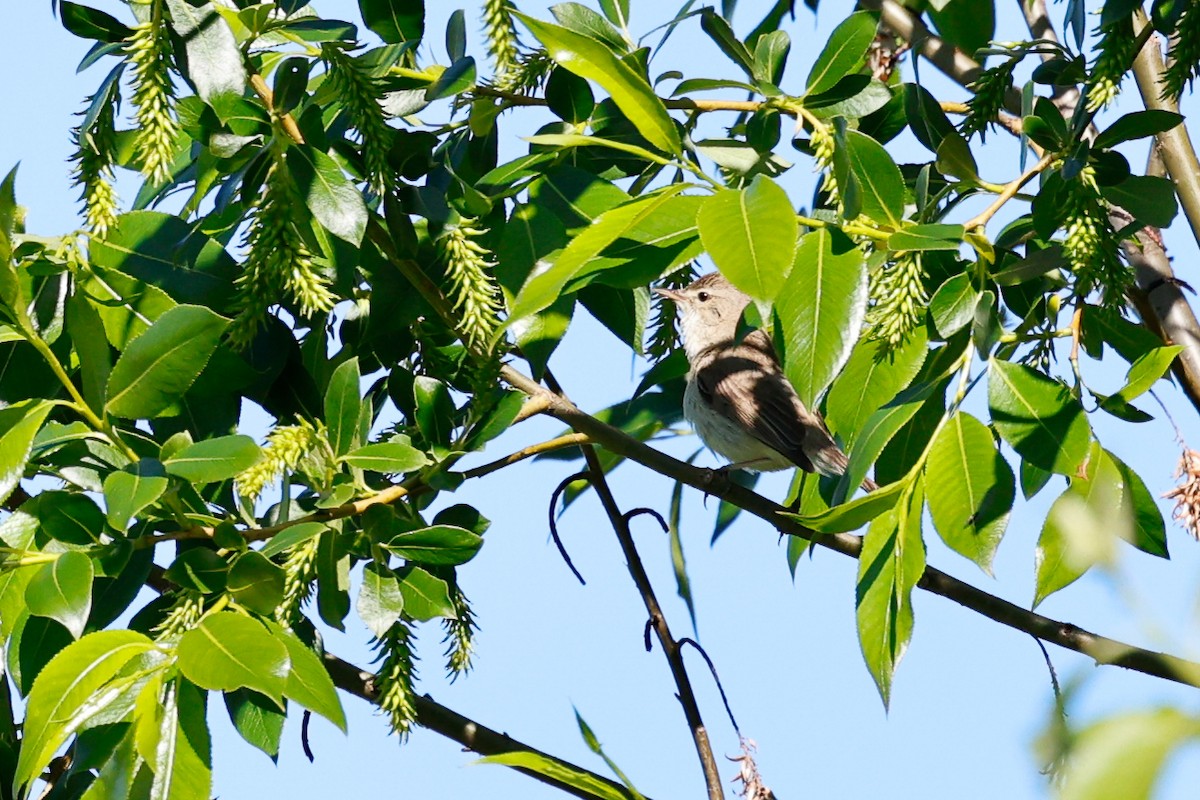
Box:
548;471;590;585
678;638;741;738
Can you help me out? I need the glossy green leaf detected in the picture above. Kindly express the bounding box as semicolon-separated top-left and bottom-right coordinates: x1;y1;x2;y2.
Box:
516;13;680;154
357;562;404;637
924;412;1014;573
1100;176;1179;228
836;380;941;504
929;273;978;337
14;630;157;794
1093;109;1184;149
506;186;690;327
904;82;956;153
67;293;112;415
26;552;94;639
39;491;106;545
546;66;596;123
989;359;1090;475
786;475;908;533
267;622;347;731
0;400;52;506
1107;345;1182;405
777;227;867;407
163;435;262;484
805;11;876;95
341;441;429;473
856;481;925;708
104;460;170;532
699;9;756;78
325;357;362;457
697;175;797;302
164;0;246;106
888;223;965;252
105;305;229;419
826;327;928;443
164;548;228;594
59;1;133;42
286;146;368;246
383;525;484;566
476;752;632;800
260;522;327;558
227;552;286;616
224;689;284;760
358;0;424;44
839;130;905;227
146;679;212;800
1110;452;1168;558
425;56;476;101
176;612;289;702
395;566;455;621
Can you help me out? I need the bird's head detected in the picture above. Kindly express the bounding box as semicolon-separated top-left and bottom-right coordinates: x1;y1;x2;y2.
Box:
653;272;751;360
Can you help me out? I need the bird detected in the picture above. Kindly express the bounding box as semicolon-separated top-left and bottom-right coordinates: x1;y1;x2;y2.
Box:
653;272;876;492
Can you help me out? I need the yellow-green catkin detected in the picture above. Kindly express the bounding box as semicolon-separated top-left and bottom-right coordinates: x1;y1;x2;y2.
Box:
1086;18;1137;111
126;8;180;184
237;419;319;503
276;536;320;623
1061;166;1125;301
322;45;392;195
493;48;552;93
867;253;928;348
962;57;1017;140
438;222;503;349
442;585;477;681
810;123;838;202
70;92;120;237
153;592;205;641
482;0;521;83
230;155;336;346
374;619;418;738
1163;1;1200;99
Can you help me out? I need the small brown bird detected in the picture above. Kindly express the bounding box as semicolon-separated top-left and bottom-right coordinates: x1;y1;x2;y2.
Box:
654;272;875;490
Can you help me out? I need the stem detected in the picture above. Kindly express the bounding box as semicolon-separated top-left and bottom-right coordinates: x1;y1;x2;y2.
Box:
964;153;1054;231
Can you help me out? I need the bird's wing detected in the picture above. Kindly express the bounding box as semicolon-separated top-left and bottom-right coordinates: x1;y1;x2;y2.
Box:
693;334;818;472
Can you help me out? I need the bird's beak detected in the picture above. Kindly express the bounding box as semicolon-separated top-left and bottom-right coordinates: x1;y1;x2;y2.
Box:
653;287;684;302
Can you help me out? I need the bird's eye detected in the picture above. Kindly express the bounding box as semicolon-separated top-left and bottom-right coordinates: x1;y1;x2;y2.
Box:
697;291;710;302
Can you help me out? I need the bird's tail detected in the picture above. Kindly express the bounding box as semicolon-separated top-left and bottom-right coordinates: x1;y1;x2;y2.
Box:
810;442;877;493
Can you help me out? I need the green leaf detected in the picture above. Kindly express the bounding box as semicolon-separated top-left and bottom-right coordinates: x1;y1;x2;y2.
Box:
146;679;212;800
67;293;112;415
935;132;980;183
699;9;757;78
25;552;94;639
1106;345;1182;406
1100;175;1179;228
1093;110;1184;149
358;0;424;44
341;441;429;473
697;175;797;302
227;552;285;616
924;412;1014;573
395;566;455;621
425;56;476;101
176;612;289;702
838;130;905;227
856;481;924;708
163;435;262;484
39;492;106;545
164;0;246;107
516;13;680;154
104;460;170;532
59;1;133;42
0;400;52;506
506;186;690;327
357;562;404;637
927;0;994;57
1110;453;1168;558
105;305;229;420
1033;444;1126;605
929;273;978;337
786;475;909;533
477;752;633;800
988;359;1090;475
1058;709;1200;800
260;522;327;558
826;328;928;443
266;622;347;731
325;357;362;457
777;227;867;407
546;66;596;123
805;11;876;95
888;223;965;252
383;525;484;566
904;82;956;153
836;380;941;503
286;146;368;246
224;689;284;760
14;630;157;794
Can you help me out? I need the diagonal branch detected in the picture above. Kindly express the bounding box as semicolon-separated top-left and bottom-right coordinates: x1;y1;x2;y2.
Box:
500;364;1200;690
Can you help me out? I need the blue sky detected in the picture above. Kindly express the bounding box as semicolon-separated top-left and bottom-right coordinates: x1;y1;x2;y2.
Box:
3;1;1200;798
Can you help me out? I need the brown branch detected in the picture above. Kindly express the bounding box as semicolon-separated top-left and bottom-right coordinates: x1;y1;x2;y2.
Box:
575;441;725;799
249;73;305;145
500;364;1200;690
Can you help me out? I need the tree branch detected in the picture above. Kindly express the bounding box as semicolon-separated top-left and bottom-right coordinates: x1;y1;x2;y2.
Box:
499;364;1200;690
322;654;645;800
